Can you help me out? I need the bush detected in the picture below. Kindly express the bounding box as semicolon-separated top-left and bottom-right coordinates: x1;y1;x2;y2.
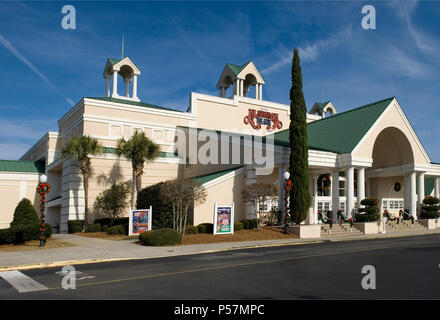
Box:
137;182;173;229
357;198;380;222
241;219;258;229
86;223;101;232
234;222;244;231
11;223;52;244
423;196;440;206
68;220;85;233
0;228;15;244
102;225;109;233
93;182;131;223
197;223;213;234
421;196;440;219
107;225;126;235
185;225;198;234
10;198;39;229
94;217;129;227
139;228;182;246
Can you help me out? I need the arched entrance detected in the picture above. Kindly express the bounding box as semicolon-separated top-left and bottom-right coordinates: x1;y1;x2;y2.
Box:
368;127;415;216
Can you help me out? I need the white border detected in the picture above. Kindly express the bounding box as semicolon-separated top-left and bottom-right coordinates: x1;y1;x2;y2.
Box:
213;202;234;235
129;206;152;236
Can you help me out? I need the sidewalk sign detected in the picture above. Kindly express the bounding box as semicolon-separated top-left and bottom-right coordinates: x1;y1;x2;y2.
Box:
213;202;234;235
129;206;152;236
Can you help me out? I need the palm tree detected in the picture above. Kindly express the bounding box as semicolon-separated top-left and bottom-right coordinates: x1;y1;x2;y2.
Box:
62;135;103;230
116;131;160;209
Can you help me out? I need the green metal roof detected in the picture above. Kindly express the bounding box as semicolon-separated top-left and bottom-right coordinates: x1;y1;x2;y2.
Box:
103;147;179;159
108;58;120;66
0;160;45;173
192;166;243;185
425;177;435;196
272;97;395;154
86;97;185;113
226;61;251;76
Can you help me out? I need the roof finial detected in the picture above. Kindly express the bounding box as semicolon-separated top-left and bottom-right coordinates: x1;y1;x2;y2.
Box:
121;34;124;59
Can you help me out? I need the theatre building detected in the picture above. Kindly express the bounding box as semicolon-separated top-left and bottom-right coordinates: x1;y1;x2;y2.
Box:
1;56;440;236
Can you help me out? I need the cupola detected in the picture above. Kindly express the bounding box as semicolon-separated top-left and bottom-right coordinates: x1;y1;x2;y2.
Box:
103;57;141;102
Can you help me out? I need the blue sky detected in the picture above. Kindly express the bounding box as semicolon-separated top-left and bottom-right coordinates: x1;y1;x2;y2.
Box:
0;1;440;161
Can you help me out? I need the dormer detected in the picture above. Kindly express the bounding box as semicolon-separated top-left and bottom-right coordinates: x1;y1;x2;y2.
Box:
309;101;337;118
103;57;141;102
216;61;265;100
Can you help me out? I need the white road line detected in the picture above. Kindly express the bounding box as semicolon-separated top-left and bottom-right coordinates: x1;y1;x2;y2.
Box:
0;270;49;293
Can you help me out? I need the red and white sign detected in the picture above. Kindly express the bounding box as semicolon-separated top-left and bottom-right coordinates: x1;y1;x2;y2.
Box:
243;109;282;131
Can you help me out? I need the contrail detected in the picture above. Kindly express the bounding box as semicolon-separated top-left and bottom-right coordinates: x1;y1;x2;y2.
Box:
0;33;74;106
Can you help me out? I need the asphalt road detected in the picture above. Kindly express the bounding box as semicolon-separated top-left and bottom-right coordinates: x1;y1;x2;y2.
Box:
1;234;440;300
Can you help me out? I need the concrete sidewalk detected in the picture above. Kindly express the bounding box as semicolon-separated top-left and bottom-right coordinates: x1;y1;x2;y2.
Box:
1;228;440;271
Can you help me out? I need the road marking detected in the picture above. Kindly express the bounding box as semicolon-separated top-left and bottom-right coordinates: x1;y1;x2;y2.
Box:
49;239;440;290
0;270;48;293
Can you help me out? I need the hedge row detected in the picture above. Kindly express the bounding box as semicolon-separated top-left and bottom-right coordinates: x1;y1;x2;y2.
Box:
241;219;258;229
0;223;52;245
139;228;182;246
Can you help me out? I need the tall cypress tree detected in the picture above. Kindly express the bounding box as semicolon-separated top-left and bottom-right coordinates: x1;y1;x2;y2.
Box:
289;48;311;224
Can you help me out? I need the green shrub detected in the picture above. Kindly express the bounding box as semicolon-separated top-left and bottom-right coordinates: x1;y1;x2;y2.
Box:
241;219;258;229
185;225;198;234
107;225;126;235
234;222;244;231
423;196;440;206
197;223;213;234
10;198;39;229
94;217;129;227
102;225;109;233
355;213;380;222
0;228;15;244
86;223;101;232
68;220;85;233
11;223;52;244
360;198;379;207
139;228;182;246
93;182;131;224
136;182;173;229
357;198;380;222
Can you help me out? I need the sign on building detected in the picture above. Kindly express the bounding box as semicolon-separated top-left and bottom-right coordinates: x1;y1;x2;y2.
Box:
129;207;152;236
213;202;234;235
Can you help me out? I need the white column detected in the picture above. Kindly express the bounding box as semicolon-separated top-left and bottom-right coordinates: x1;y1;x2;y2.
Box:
112;71;118;97
409;172;417;219
239;79;244;97
105;76;110;97
331;170;339;221
435;177;440;199
124;78;130;97
417;172;425;217
357;168;365;209
346;167;354;218
259;83;263;100
132;75;138;99
234;79;238;96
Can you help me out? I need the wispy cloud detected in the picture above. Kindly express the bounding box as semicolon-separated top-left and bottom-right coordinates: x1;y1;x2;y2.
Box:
0;33;74;106
261;25;352;74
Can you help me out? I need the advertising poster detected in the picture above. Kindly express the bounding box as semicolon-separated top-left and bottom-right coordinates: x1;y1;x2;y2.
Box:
213;202;234;235
129;206;152;236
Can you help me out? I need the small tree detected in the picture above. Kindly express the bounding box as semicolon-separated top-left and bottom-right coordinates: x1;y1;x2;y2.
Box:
422;196;440;219
10;198;39;228
136;182;173;229
159;179;207;236
242;183;279;229
93;182;131;225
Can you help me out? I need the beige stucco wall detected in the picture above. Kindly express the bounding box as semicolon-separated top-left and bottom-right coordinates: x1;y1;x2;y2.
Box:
353;101;430;166
0;175;39;229
193;171;245;226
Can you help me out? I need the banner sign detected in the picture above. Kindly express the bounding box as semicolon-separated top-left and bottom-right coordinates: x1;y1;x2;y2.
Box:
243;109;282;131
129;207;152;236
213;202;234;235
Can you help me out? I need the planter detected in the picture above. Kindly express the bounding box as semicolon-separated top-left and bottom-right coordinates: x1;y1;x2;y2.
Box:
289;224;321;238
355;222;379;234
418;219;437;230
